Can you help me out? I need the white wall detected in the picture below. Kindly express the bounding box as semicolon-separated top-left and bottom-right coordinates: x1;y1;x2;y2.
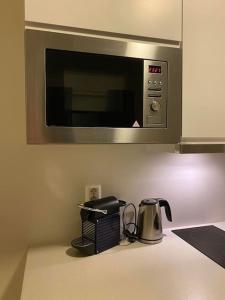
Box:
0;0;28;299
25;144;225;246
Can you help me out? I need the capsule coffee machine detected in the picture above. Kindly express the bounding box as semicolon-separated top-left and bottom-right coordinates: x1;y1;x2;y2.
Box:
71;196;126;255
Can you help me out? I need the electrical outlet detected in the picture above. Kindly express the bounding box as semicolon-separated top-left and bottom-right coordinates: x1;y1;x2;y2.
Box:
85;185;101;202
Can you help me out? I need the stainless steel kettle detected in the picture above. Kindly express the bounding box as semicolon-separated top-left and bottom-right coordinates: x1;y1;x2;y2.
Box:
137;198;172;244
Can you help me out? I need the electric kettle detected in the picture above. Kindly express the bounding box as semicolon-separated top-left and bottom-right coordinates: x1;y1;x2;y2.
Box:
137;198;172;244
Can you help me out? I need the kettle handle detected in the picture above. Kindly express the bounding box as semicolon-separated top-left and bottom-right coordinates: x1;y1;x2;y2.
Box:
159;199;172;222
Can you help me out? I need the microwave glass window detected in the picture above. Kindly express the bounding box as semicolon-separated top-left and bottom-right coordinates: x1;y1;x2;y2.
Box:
45;49;143;128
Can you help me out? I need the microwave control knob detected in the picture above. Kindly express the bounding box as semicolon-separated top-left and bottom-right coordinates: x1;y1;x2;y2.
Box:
150;100;160;112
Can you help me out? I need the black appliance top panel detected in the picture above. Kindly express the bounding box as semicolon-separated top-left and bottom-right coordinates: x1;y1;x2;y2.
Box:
172;225;225;269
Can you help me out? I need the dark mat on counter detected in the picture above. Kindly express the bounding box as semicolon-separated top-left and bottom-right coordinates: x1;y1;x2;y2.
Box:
172;225;225;269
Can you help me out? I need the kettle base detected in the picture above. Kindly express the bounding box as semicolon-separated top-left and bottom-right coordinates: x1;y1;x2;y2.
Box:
139;238;162;244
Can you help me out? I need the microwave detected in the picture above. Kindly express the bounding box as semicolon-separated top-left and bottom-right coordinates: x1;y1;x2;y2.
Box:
26;29;182;144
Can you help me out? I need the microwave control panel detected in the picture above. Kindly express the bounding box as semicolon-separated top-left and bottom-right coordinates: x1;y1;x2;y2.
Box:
143;60;168;128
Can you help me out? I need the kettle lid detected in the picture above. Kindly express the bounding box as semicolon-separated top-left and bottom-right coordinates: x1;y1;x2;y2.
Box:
140;198;158;206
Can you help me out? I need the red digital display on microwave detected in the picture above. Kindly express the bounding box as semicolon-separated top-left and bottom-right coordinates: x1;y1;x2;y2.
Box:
149;65;161;73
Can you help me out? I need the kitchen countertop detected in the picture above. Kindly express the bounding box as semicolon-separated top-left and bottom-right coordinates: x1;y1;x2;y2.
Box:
21;222;225;300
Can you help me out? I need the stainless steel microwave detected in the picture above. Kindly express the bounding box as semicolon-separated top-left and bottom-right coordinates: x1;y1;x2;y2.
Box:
26;29;182;144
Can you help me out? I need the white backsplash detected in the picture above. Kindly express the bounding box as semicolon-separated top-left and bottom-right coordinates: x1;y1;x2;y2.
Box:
25;144;225;246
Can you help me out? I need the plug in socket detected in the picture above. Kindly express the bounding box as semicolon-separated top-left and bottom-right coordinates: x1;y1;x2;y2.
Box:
85;185;101;202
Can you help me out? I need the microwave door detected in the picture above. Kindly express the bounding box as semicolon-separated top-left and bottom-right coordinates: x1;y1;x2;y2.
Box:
45;48;143;128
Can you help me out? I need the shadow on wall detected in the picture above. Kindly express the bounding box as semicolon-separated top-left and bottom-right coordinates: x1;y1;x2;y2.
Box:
1;253;27;300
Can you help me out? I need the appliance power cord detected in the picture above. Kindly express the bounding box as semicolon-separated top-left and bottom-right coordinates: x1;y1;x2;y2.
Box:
122;203;138;243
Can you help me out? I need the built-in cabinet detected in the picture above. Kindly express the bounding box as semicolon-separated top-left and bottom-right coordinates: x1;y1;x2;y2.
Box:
26;0;225;143
25;0;182;41
182;0;225;139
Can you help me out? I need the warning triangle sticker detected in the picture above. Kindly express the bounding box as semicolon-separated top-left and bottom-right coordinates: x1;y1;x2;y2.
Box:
132;121;140;127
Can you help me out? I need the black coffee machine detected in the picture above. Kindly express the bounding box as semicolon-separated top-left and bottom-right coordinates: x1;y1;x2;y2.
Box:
71;196;126;255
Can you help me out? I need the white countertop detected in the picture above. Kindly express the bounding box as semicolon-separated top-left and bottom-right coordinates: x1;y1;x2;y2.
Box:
21;223;225;300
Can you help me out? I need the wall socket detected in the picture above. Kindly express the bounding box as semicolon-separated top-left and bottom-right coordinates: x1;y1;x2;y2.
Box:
85;185;102;202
